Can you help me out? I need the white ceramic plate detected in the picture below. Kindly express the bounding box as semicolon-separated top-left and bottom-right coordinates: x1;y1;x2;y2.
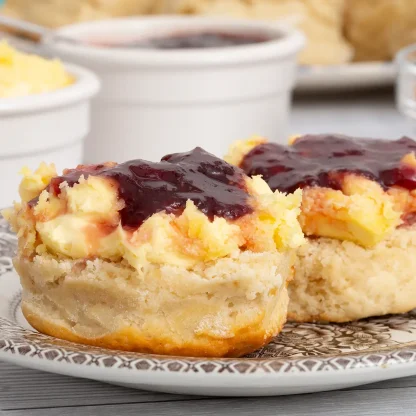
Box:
1;218;416;397
296;62;396;92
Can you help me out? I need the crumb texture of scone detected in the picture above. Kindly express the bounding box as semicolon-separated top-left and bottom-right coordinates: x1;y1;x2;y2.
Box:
227;134;416;322
17;251;291;357
5;147;304;357
154;0;352;65
289;224;416;322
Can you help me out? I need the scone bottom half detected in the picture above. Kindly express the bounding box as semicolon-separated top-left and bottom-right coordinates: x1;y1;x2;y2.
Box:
227;134;416;323
4;147;304;357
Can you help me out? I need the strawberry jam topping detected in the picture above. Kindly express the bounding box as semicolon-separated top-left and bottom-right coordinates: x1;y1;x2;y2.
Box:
240;135;416;193
35;147;253;229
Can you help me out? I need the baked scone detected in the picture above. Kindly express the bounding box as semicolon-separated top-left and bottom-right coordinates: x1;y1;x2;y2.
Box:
345;0;416;62
4;148;304;357
389;1;416;59
226;135;416;322
154;0;352;65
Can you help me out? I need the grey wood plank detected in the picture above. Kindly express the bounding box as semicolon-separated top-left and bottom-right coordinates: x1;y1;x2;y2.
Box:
5;388;416;416
0;362;200;411
349;376;416;390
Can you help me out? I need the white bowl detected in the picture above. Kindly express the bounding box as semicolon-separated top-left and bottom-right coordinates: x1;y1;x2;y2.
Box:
46;16;304;163
0;63;100;208
396;44;416;121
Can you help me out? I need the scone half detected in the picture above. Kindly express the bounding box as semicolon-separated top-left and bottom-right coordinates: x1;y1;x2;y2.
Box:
5;147;304;357
227;134;416;322
16;250;292;358
291;224;416;322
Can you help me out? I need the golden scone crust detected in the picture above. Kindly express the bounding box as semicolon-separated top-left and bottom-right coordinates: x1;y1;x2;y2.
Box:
289;224;416;323
16;251;293;357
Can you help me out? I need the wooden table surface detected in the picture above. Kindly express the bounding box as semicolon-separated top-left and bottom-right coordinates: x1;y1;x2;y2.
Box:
2;361;416;416
1;88;415;416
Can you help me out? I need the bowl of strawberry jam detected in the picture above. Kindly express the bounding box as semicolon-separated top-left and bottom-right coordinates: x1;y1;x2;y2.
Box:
45;16;304;163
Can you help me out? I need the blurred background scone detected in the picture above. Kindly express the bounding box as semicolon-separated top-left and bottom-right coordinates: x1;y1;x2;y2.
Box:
1;0;155;28
345;0;416;62
226;135;416;323
4;148;304;357
344;0;397;62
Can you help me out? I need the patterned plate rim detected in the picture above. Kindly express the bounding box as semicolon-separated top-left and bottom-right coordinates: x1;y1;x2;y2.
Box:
2;312;416;375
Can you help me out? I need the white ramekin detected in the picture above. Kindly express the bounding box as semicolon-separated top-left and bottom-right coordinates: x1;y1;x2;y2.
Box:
0;64;100;208
396;44;416;122
46;17;304;163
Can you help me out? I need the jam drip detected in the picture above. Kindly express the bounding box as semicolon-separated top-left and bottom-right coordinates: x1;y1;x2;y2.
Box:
98;32;270;50
240;135;416;193
42;147;253;229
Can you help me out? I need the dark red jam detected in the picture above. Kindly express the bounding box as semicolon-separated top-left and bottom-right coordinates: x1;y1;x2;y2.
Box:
240;135;416;194
94;31;271;49
34;147;253;229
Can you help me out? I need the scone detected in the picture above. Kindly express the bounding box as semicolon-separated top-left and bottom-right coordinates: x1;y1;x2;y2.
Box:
4;148;304;357
345;0;416;62
226;135;416;323
154;0;352;65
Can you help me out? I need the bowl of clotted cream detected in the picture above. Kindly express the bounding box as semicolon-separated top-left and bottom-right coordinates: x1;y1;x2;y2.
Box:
0;41;100;208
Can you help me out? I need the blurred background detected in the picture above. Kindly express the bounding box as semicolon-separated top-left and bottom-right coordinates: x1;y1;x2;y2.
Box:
1;0;416;65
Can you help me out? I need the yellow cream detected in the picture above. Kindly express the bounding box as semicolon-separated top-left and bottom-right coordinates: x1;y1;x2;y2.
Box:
0;41;73;98
4;163;304;272
226;137;402;248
